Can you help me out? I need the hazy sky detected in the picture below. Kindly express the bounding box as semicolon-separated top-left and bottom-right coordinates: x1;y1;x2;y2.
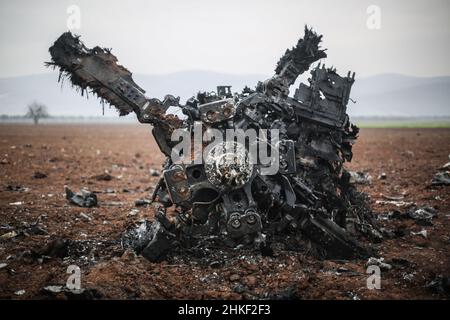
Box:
0;0;449;78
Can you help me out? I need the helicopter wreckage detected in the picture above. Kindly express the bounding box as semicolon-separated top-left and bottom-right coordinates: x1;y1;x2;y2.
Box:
47;27;381;262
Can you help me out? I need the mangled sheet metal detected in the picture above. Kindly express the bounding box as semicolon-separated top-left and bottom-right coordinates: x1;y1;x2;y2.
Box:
48;27;380;261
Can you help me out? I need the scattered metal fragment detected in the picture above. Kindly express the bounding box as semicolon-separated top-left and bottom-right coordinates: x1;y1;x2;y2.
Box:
65;186;97;208
411;229;428;238
14;289;26;296
407;207;437;225
375;200;415;207
102;201;125;206
42;285;64;294
378;172;387;180
20;222;48;236
121;220;155;254
4;185;29;192
366;257;392;271
150;168;160;176
431;171;450;186
402;272;416;282
0;231;18;240
0;222;48;241
49;27;379;261
9;201;24;206
442;162;450;170
135;198;152;207
348;171;373;185
79;212;93;222
441;155;450;169
425;276;450;295
377;210;403;221
128;208;139;217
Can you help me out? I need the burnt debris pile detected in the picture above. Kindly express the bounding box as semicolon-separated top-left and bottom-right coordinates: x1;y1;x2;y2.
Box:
48;27;380;262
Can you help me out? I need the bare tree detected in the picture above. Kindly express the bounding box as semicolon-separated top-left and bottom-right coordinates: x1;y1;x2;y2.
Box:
26;101;49;125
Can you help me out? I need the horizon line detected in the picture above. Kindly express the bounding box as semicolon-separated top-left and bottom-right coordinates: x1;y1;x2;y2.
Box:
1;70;450;81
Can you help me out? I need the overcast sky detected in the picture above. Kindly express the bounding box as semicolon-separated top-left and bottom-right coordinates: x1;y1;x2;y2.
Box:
0;0;449;78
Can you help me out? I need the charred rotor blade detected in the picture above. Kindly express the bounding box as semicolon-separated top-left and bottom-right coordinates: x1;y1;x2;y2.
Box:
275;26;327;87
46;32;182;129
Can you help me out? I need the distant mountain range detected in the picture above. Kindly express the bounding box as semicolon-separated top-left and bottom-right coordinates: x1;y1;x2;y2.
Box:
348;73;450;117
0;71;449;117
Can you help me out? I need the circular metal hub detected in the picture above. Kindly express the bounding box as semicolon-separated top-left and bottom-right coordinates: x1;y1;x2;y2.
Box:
204;141;253;189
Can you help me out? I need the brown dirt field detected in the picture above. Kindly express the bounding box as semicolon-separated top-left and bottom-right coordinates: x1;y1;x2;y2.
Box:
0;124;449;300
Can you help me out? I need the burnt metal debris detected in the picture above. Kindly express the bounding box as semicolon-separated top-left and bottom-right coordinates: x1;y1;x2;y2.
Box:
48;27;380;261
65;186;98;208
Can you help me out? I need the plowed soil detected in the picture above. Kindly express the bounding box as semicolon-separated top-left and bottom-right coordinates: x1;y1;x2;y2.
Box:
0;124;449;299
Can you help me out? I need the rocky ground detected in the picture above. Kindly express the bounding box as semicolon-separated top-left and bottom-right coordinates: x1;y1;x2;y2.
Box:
0;124;449;299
